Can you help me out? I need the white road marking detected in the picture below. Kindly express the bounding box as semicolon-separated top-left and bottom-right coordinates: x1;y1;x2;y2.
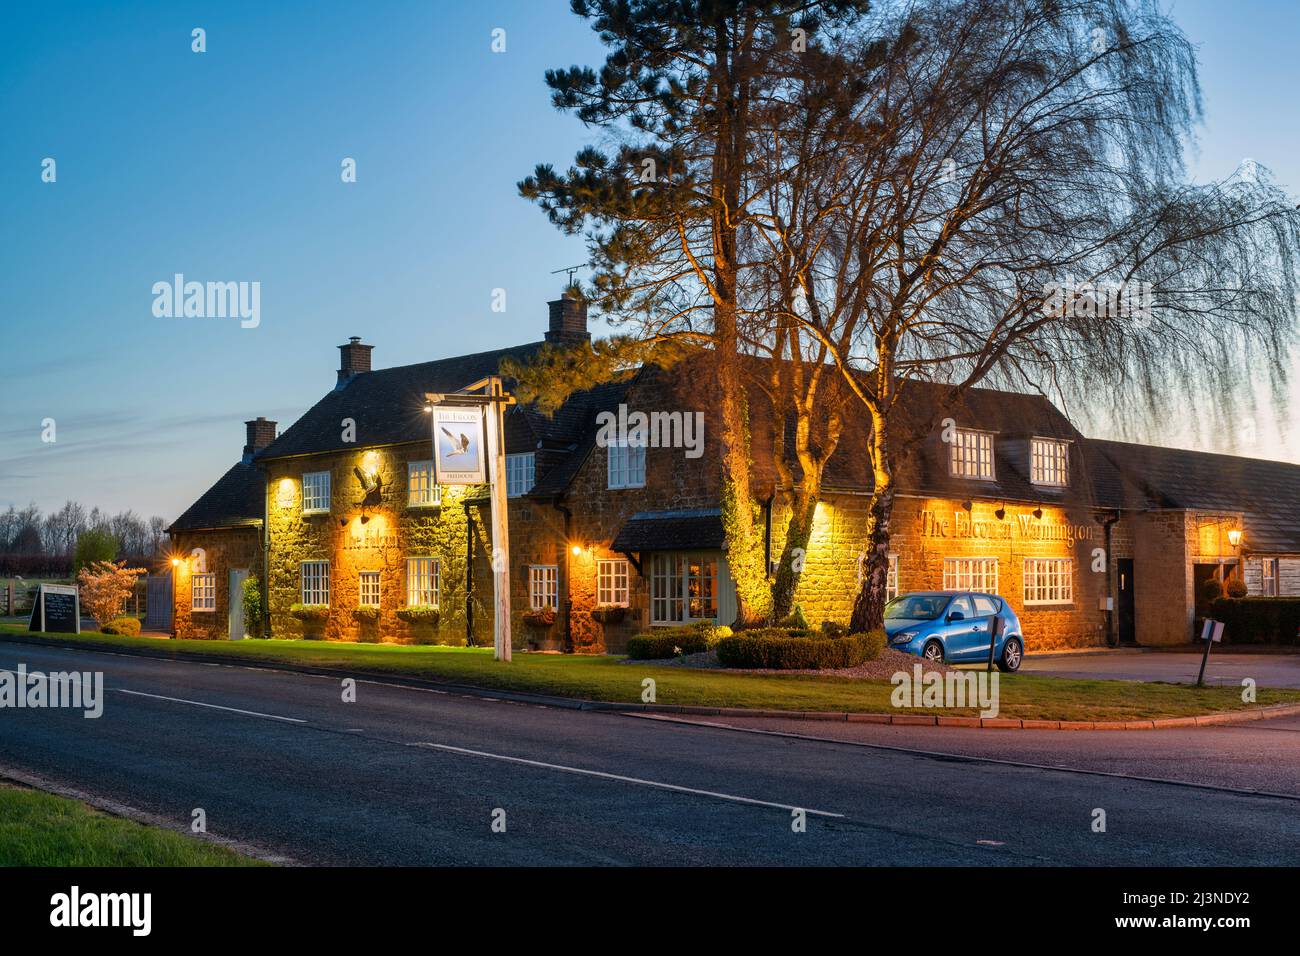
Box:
413;742;843;818
114;688;306;723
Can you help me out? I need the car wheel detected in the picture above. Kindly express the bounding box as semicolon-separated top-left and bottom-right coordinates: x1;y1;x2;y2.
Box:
998;637;1023;673
922;640;945;664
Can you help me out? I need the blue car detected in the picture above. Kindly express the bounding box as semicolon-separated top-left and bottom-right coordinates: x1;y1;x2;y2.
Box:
883;591;1024;671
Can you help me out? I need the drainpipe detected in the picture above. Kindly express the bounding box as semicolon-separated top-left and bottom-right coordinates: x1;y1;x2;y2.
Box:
463;499;474;646
1100;510;1120;647
554;499;574;653
763;493;774;578
259;464;271;639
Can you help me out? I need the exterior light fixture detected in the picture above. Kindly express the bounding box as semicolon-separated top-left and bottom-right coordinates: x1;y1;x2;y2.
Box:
171;557;180;567
1228;529;1243;547
571;544;582;556
1032;506;1044;519
360;515;370;525
995;503;1006;521
961;500;973;512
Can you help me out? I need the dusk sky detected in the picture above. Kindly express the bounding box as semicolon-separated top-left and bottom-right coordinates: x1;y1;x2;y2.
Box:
2;0;1298;522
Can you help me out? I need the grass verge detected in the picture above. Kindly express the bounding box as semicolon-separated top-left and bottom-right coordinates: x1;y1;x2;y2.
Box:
3;623;1297;721
0;783;263;866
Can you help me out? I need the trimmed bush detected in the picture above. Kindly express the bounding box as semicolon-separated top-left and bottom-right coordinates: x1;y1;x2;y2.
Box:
241;575;263;638
101;617;141;637
716;629;887;670
1211;597;1300;645
625;621;733;660
1225;577;1248;599
1199;577;1224;603
289;604;329;623
352;606;380;623
776;605;809;630
396;606;439;626
820;620;850;638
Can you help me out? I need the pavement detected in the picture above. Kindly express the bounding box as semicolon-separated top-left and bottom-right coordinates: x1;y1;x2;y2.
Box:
1;639;1298;865
1017;649;1300;688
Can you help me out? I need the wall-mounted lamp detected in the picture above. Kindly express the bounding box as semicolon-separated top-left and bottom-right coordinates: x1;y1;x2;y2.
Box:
171;557;180;567
1032;506;1044;520
1228;529;1243;547
571;544;582;556
994;502;1006;521
961;500;973;512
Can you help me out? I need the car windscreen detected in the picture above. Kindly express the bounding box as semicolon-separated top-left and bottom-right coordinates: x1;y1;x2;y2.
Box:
884;595;947;621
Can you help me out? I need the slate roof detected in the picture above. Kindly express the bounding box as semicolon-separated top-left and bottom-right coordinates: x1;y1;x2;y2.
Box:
168;461;265;533
610;508;726;553
1093;440;1300;553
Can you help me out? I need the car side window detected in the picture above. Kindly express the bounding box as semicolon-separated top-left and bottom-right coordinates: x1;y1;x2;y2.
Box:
972;596;998;617
949;596;974;619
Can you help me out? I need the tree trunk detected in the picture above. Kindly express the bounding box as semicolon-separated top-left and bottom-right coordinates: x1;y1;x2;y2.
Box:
849;482;894;633
771;488;817;621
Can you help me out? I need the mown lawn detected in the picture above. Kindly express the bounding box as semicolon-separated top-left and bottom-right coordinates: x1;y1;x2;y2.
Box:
3;623;1297;721
0;784;263;866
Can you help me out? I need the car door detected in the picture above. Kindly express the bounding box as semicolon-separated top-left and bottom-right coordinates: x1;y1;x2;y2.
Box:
942;595;981;661
969;594;1000;662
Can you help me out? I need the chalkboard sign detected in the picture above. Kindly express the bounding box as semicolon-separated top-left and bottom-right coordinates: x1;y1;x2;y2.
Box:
27;584;81;634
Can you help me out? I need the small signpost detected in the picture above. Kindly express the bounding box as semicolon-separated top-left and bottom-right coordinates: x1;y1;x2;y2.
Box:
1196;618;1224;686
986;613;1005;672
27;583;81;634
427;376;516;662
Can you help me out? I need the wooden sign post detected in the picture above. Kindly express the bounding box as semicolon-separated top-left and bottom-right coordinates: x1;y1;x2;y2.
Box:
428;376;515;662
28;583;81;634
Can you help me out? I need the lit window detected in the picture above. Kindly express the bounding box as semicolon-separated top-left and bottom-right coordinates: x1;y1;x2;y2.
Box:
649;553;717;624
607;443;646;489
597;559;630;606
857;553;900;601
1030;438;1070;486
529;565;559;610
191;573;216;611
302;471;331;513
359;571;381;608
406;557;440;607
949;429;995;479
300;561;330;605
506;453;535;498
407;460;439;507
1262;558;1279;597
943;557;998;593
1023;558;1073;605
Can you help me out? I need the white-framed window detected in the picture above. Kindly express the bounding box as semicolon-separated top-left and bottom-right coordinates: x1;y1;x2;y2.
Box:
529;565;559;611
649;553;718;624
597;558;630;606
943;557;998;593
191;573;216;611
406;557;440;607
1030;438;1070;486
302;471;331;513
407;460;439;507
1023;558;1073;605
857;552;900;601
359;571;381;608
607;443;646;489
1262;557;1279;597
506;453;535;498
949;429;995;479
300;561;330;605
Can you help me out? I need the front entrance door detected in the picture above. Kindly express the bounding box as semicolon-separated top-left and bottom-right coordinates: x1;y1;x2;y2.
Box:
1117;559;1136;645
228;568;249;640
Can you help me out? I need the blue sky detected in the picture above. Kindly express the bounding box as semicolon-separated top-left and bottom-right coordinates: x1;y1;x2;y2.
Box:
1;0;1297;520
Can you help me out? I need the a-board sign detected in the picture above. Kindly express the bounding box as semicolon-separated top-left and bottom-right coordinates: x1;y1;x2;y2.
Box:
27;584;81;634
1199;619;1224;643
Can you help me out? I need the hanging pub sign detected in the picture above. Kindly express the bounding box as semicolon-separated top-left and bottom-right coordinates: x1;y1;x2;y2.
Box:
28;584;81;634
432;405;487;485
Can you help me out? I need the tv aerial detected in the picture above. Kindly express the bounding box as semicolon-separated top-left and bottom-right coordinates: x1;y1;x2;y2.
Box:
551;262;589;287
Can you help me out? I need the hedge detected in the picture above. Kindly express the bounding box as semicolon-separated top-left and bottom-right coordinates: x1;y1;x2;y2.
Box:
716;629;887;670
625;622;733;660
1210;597;1300;645
101;617;141;637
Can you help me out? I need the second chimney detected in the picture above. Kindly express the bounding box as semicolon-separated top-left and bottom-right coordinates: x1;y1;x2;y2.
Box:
243;417;278;462
545;289;590;346
337;336;374;388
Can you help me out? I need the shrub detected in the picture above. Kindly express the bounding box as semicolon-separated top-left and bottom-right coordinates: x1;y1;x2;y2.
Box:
101;616;140;637
1225;577;1248;599
76;560;145;627
716;629;887;669
1199;577;1224;603
396;606;439;626
1210;597;1300;645
625;621;732;659
776;605;809;630
73;529;118;575
289;604;329;623
820;621;850;638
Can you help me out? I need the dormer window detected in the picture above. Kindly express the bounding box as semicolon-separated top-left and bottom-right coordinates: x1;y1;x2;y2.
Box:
949;428;995;479
1030;438;1070;486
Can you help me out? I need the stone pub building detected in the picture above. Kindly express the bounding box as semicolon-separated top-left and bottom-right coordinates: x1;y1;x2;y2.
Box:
167;290;1300;651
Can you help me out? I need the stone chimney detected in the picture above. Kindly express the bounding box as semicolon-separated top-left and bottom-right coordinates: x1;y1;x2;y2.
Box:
545;289;590;346
243;417;277;463
337;336;374;388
